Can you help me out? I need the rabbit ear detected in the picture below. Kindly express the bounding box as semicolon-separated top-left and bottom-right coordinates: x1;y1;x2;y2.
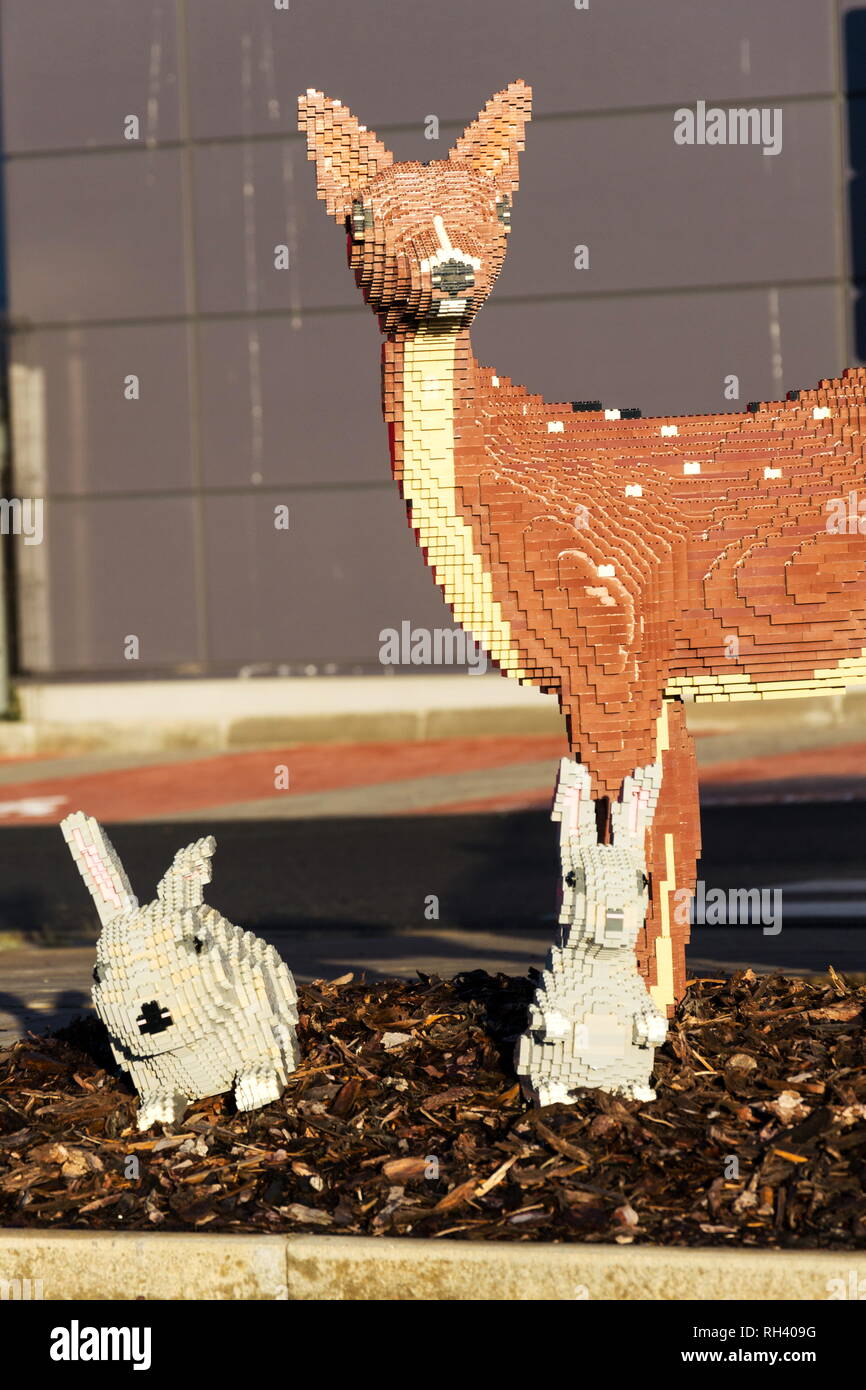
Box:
61;812;139;926
156;835;216;912
611;763;663;849
552;759;596;840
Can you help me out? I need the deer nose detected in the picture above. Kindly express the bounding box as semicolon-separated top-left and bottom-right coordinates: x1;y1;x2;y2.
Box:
431;258;475;296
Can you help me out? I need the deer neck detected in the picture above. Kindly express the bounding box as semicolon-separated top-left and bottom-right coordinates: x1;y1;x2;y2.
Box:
382;328;526;677
382;325;472;457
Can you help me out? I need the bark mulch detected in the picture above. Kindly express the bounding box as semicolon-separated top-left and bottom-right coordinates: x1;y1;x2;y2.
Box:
0;967;865;1246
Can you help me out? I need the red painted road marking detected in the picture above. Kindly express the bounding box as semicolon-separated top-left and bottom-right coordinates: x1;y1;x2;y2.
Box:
698;742;866;784
0;736;862;823
411;744;866;815
0;736;568;824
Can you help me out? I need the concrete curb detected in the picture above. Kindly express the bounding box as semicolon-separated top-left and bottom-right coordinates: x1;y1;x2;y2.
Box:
0;1230;863;1300
3;676;865;757
3;675;561;755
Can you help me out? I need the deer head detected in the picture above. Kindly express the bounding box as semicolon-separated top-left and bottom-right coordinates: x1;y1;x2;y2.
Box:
298;81;532;334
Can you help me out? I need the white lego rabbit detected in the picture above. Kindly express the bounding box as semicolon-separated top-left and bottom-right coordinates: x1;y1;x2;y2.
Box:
61;812;300;1130
516;759;668;1106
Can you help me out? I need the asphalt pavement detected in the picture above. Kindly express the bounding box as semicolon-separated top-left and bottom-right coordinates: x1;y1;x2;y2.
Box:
1;794;865;1045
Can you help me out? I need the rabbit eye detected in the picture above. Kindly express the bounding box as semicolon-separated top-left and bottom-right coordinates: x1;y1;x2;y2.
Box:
181;932;207;956
92;964;102;983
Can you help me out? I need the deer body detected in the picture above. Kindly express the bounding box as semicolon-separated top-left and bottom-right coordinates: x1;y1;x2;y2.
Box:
299;81;866;1100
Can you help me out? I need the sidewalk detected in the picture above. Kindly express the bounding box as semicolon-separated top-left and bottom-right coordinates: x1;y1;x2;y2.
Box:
0;725;865;824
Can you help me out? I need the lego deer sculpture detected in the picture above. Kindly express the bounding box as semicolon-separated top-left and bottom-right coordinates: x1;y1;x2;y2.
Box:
299;80;866;1102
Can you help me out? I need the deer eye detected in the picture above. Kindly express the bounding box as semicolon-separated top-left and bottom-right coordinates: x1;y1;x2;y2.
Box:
496;196;512;231
350;200;371;240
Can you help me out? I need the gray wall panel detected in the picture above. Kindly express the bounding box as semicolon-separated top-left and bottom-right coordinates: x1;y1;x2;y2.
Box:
203;489;455;668
184;0;834;139
5;149;187;322
0;0;181;154
498;102;839;300
196;313;386;490
191;138;349;314
10;323;195;495
473;285;842;420
0;3;858;676
32;497;201;673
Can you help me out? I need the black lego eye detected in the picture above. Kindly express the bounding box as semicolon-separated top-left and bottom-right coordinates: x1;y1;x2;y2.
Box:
350;199;370;240
193;937;204;954
496;196;512;230
92;964;102;983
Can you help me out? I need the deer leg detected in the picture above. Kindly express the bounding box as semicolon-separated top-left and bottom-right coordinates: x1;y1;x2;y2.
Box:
638;698;701;1017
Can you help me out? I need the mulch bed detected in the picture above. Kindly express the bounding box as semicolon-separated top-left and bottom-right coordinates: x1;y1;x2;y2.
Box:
0;967;865;1246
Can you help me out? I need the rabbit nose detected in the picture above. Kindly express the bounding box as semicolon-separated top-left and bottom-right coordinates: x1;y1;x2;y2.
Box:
431;258;475;295
137;1000;173;1034
604;910;625;937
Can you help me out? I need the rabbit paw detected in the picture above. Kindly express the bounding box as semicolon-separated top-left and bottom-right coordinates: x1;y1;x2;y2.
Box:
540;1009;570;1040
645;1015;667;1045
634;1013;667;1047
137;1091;189;1131
536;1080;575;1107
235;1068;282;1112
630;1083;657;1103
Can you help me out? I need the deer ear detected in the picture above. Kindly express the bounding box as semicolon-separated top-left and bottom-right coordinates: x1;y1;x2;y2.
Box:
298;89;394;223
157;836;216;911
449;80;532;195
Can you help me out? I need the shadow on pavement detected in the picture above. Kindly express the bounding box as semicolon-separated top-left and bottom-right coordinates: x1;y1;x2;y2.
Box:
1;801;863;1040
4;800;866;939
